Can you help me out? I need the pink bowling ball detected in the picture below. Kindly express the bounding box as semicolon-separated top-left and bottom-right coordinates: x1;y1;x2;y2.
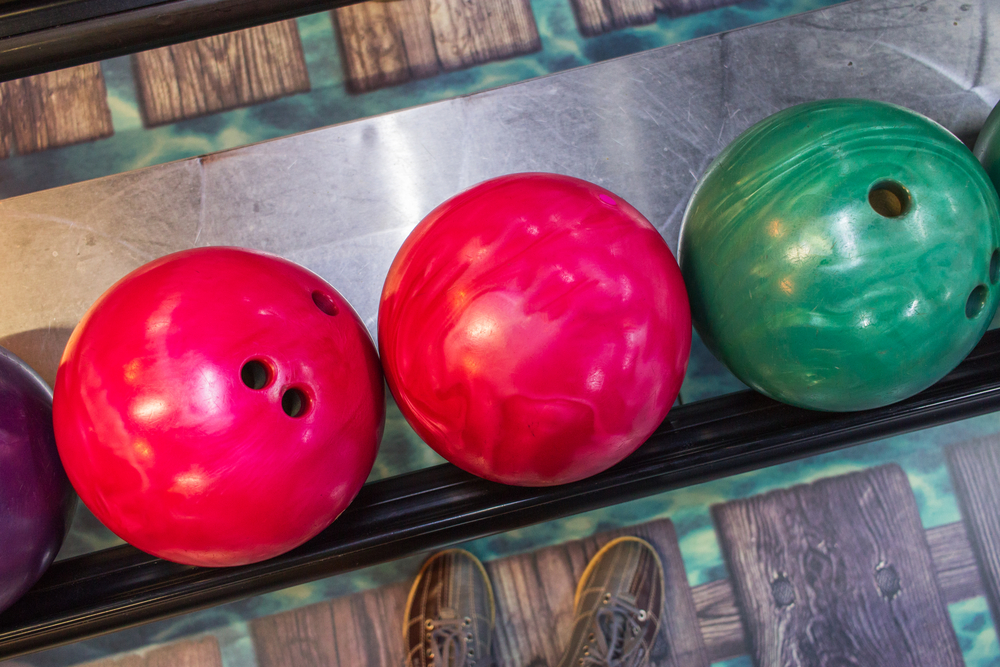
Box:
379;173;691;486
54;247;384;566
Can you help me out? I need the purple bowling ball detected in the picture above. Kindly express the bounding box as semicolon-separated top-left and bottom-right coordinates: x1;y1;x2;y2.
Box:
0;345;76;614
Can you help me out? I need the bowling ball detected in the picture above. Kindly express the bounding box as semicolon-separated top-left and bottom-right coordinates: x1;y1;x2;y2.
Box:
0;346;76;613
680;99;1000;412
974;100;1000;193
54;247;384;566
379;173;691;487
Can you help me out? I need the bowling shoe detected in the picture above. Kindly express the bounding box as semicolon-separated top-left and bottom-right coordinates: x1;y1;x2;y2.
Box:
557;537;664;667
404;549;495;667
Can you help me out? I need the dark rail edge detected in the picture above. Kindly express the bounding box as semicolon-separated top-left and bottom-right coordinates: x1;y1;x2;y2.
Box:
2;329;1000;659
0;0;364;82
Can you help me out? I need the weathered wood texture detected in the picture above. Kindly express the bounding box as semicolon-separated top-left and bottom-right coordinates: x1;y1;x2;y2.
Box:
427;0;541;71
948;439;1000;634
713;464;963;667
571;0;655;37
928;519;985;604
251;519;705;667
653;0;743;17
79;637;222;667
696;519;984;663
489;519;708;667
0;64;113;157
252;581;409;667
334;0;439;93
132;21;310;127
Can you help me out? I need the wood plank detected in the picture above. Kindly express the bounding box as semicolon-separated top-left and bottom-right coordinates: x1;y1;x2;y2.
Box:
693;519;986;663
333;0;439;94
252;581;408;667
653;0;743;17
692;579;744;663
0;83;13;159
489;519;708;667
0;63;113;157
948;439;1000;635
927;518;985;603
427;0;541;71
712;464;963;667
571;0;655;37
132;20;310;127
80;637;222;667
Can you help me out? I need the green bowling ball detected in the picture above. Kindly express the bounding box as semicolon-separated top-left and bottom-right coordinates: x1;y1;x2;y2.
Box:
975;100;1000;193
679;99;1000;412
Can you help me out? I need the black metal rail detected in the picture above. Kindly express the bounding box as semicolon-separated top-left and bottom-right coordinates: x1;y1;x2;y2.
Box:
0;0;362;82
1;330;999;660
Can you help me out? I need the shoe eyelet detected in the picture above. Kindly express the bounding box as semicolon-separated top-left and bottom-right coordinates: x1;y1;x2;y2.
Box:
637;609;647;621
588;633;595;641
603;593;611;603
583;648;590;656
466;633;473;641
468;650;475;657
427;651;435;659
464;616;472;625
426;620;434;630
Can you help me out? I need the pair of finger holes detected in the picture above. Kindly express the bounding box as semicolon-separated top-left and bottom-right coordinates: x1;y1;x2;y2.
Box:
868;184;998;320
240;360;310;418
234;289;333;417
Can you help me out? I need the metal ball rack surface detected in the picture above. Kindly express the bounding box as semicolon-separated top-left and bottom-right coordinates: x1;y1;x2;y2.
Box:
0;0;996;660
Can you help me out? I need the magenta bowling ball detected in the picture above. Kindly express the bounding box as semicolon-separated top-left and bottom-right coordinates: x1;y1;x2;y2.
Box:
379;173;691;487
0;346;76;613
53;247;385;567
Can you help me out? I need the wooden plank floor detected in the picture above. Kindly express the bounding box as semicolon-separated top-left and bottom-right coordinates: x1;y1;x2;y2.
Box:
251;518;707;667
20;501;988;667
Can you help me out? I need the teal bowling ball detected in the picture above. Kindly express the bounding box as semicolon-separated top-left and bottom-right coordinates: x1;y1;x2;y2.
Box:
679;99;1000;412
975;100;1000;195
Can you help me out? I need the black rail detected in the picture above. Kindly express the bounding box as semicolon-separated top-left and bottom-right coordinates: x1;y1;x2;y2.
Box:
1;329;999;659
0;0;362;82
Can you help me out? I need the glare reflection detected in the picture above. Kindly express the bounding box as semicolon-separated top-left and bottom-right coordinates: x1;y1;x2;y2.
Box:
192;366;227;413
171;467;209;496
466;314;499;341
586;368;605;391
832;213;858;259
131;396;167;423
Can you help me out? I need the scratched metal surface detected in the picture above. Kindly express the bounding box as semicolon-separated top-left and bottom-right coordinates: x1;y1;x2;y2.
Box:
0;0;994;391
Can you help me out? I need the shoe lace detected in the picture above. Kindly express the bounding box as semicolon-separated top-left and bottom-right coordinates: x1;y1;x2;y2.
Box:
430;617;468;667
581;596;648;667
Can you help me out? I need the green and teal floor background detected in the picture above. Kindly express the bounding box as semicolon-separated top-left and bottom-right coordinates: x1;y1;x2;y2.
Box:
7;0;999;665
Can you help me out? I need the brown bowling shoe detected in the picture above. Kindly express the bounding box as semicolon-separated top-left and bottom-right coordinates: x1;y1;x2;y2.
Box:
404;549;496;667
557;537;665;667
